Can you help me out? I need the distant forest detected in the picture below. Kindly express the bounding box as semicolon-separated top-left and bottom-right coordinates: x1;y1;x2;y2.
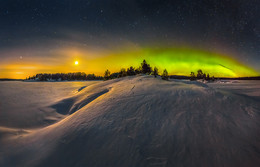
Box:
25;60;167;81
26;73;103;81
26;60;258;81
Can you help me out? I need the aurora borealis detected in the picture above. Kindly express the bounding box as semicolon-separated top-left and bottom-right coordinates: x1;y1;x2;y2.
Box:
93;47;259;77
0;0;259;79
1;46;258;79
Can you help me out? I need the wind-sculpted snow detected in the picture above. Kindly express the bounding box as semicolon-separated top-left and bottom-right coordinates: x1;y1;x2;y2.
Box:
0;76;260;167
51;87;111;115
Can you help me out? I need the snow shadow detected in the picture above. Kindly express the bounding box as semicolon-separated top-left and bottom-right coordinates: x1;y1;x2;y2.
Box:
78;86;87;92
50;88;110;115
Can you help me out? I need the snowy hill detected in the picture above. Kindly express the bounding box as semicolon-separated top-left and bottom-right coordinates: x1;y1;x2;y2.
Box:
1;75;260;167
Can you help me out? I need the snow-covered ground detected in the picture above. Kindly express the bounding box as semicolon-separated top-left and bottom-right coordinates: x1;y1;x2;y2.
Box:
0;76;259;167
0;81;99;128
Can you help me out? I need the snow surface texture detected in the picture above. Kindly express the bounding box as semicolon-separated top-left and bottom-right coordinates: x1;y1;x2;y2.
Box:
0;81;99;128
0;76;260;167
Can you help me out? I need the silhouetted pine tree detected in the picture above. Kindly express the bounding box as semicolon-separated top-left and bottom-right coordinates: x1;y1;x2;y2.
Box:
197;69;203;79
161;69;169;80
153;67;159;77
141;60;152;74
203;73;206;80
104;69;111;80
135;66;142;74
206;74;210;80
119;68;127;77
190;72;196;81
127;66;136;76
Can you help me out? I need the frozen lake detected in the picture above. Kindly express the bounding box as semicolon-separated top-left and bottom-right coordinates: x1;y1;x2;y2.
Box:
0;81;100;128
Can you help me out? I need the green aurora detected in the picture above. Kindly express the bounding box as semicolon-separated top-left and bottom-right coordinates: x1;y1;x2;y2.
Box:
96;47;259;77
3;46;258;79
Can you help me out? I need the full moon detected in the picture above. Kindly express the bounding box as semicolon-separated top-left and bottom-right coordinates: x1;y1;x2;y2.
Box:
74;61;79;65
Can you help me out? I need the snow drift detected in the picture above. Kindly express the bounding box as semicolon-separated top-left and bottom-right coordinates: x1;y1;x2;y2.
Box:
0;76;260;167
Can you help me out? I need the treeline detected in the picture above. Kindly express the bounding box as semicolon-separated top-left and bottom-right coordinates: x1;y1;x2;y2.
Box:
25;60;219;82
104;60;217;82
26;72;103;81
190;69;215;81
104;60;169;80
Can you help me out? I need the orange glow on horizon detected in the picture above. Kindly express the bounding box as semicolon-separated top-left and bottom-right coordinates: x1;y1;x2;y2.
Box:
0;46;259;79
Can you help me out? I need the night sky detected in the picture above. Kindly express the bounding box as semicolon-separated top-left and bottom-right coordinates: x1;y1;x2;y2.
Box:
0;0;259;78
